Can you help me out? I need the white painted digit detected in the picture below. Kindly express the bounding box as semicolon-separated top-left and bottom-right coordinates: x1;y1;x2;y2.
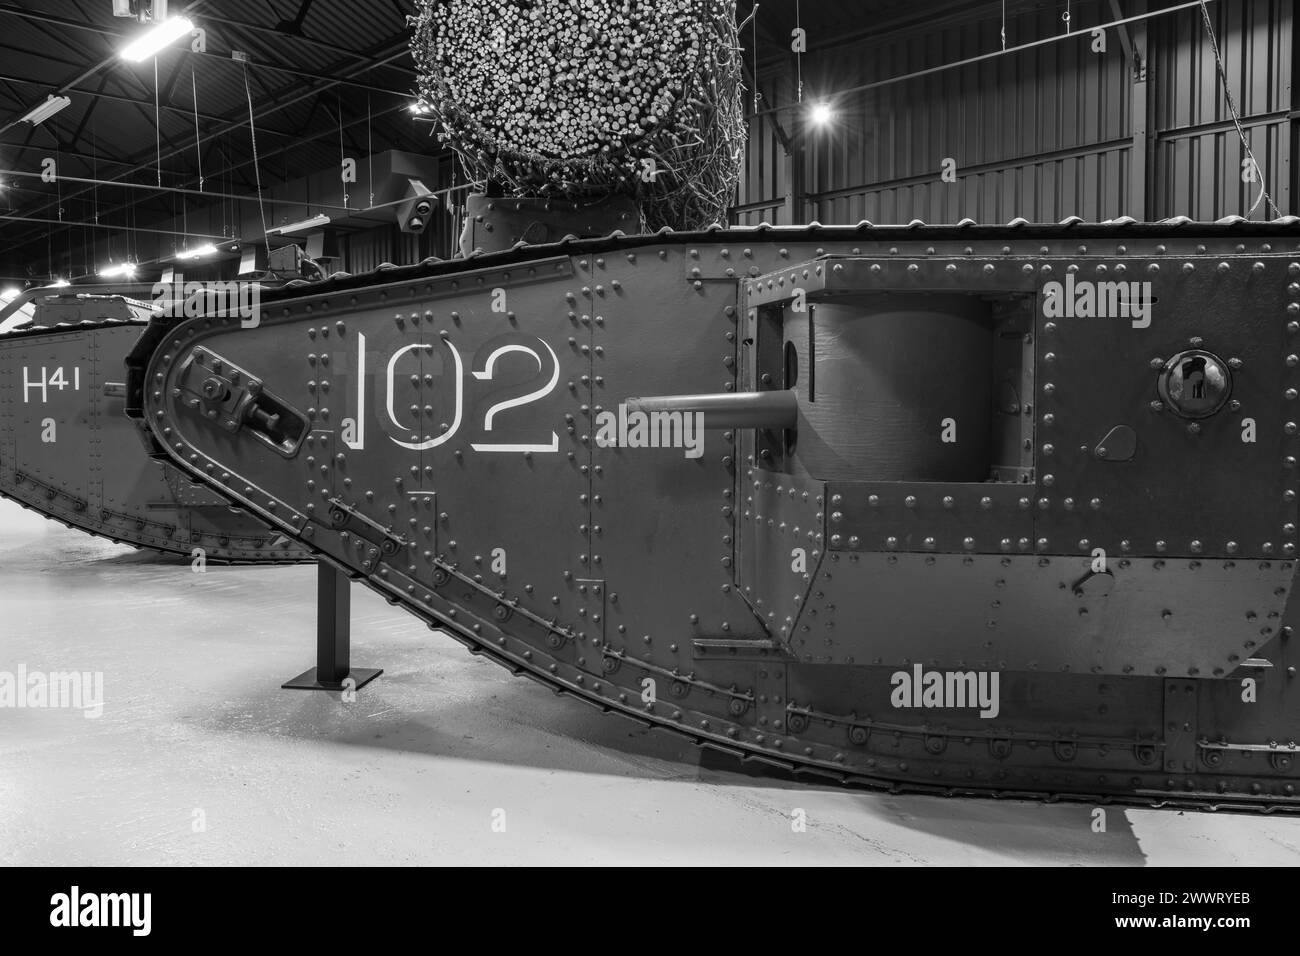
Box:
470;338;561;453
344;331;366;450
385;341;463;450
474;341;560;431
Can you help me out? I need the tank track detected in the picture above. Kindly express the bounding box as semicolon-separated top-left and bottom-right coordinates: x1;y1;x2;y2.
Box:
256;531;1300;814
112;217;1300;809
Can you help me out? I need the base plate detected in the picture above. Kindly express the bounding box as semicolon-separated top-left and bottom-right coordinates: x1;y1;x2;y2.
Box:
281;667;383;692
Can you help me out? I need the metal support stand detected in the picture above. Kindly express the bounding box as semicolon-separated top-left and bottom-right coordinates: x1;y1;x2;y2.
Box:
282;561;382;692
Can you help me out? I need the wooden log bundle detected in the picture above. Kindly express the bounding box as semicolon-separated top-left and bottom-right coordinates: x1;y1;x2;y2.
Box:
410;0;744;230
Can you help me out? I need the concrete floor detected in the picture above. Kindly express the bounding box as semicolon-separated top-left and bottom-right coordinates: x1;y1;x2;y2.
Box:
3;497;1300;866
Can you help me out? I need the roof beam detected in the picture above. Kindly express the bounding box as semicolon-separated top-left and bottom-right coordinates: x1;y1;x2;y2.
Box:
2;37;413;248
193;11;405;64
0;72;305;139
0;5;413;96
0;100;419;258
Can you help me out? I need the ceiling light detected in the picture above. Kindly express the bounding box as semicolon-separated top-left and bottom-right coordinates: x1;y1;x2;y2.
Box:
20;95;72;126
266;214;331;237
176;243;217;260
98;262;137;278
121;16;194;62
809;102;834;126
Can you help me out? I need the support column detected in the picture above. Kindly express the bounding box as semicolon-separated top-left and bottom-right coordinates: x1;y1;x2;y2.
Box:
282;561;382;693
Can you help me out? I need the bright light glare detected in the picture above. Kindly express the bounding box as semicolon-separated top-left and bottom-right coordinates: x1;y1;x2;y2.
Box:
1;286;19;298
121;17;194;62
176;243;217;260
98;263;137;278
51;279;70;287
809;102;834;126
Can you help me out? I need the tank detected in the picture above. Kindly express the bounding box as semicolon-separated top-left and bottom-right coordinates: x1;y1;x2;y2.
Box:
0;292;308;562
104;213;1300;810
8;0;1300;811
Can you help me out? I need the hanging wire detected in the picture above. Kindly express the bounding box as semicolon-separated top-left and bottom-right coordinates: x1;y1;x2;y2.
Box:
451;154;460;254
91;129;99;226
746;3;761;113
191;65;204;192
64;193;72;280
1062;0;1072;33
367;93;375;207
794;0;803;102
223;140;231;237
180;167;188;255
1197;0;1280;218
338;93;348;208
1001;0;1007;51
54;141;62;224
241;61;271;244
154;57;162;188
48;135;58;277
217;139;226;237
174;169;181;258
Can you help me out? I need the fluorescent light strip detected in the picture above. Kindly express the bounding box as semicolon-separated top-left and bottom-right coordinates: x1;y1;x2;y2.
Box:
175;243;217;260
121;17;194;62
267;214;331;237
20;96;71;126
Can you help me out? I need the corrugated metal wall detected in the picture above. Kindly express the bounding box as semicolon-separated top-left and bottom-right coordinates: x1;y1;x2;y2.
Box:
739;0;1296;226
1152;0;1293;218
343;227;407;274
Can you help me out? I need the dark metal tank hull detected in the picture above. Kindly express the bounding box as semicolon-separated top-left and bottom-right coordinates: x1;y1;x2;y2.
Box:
113;218;1300;808
0;316;307;562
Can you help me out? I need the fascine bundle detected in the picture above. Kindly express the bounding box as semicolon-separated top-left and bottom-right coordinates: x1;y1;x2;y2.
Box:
411;0;744;230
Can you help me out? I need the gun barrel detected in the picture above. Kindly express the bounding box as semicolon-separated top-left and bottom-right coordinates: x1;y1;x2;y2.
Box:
625;390;798;429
